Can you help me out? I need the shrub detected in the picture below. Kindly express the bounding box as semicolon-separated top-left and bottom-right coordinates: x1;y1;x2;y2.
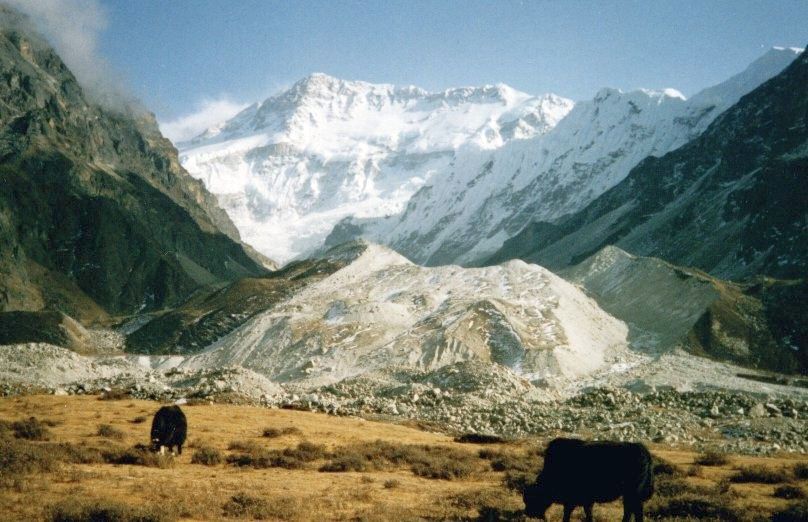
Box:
794;463;808;480
97;424;124;440
652;455;682;477
11;417;50;440
0;435;60;487
222;493;302;520
191;446;222;466
319;453;368;472
50;499;174;522
695;450;730;466
319;440;480;480
262;426;302;438
772;501;808;522
227;441;326;470
647;493;743;521
730;465;789;484
222;493;269;519
503;471;534;493
411;456;475;480
102;445;174;468
227;440;260;452
383;479;401;489
774;485;806;500
51;443;104;464
478;448;541;473
454;433;506;444
686;464;703;477
130;416;147;424
654;476;722;498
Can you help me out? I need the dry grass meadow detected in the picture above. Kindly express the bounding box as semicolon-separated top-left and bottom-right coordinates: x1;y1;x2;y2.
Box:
1;394;807;521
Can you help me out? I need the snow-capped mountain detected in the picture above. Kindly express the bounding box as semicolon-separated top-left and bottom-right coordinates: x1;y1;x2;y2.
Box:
333;47;803;265
178;48;800;267
179;74;573;263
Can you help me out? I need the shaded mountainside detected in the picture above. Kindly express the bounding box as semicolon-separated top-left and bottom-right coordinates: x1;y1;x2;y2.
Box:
562;246;806;374
125;245;363;355
0;11;267;320
489;46;808;282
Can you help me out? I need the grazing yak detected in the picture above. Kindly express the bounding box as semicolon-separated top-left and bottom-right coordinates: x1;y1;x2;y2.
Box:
523;438;653;522
151;405;187;455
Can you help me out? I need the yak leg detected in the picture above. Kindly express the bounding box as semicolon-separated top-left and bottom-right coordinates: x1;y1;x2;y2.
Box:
177;444;182;455
562;504;574;522
159;446;166;455
622;498;632;522
583;504;593;522
633;501;644;522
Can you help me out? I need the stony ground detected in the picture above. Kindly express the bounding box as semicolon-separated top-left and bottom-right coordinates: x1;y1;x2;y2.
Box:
1;395;807;521
2;345;807;456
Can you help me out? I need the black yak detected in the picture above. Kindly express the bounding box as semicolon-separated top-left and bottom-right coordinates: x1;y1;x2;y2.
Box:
523;438;653;522
150;405;187;455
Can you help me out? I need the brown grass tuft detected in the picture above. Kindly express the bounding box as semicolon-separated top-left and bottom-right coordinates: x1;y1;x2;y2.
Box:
695;450;731;466
191;446;223;466
102;444;174;468
97;424;124;440
730;465;790;484
319;440;481;480
227;441;327;470
11;416;51;440
222;492;302;520
774;485;806;500
262;426;302;438
50;498;175;522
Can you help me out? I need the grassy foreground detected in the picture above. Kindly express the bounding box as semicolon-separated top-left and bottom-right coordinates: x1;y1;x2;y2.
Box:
1;395;806;521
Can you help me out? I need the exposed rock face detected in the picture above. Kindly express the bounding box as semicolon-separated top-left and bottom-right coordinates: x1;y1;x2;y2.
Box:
0;10;267;318
489;48;808;282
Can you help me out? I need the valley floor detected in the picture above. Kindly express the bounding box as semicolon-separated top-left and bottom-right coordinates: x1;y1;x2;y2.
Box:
1;395;807;521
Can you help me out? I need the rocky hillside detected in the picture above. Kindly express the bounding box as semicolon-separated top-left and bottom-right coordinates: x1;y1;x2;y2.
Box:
490;48;807;282
561;246;805;374
0;9;268;320
150;240;630;388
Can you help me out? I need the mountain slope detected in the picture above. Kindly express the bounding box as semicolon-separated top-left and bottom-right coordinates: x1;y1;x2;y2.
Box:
172;241;629;387
333;48;802;266
561;246;805;373
178;74;573;263
489;46;808;282
0;9;267;319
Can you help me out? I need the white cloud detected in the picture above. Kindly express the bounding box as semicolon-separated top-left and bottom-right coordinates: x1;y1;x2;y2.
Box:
159;97;249;143
3;0;127;105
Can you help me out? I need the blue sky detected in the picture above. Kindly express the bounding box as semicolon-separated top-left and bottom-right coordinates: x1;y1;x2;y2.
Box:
18;0;806;141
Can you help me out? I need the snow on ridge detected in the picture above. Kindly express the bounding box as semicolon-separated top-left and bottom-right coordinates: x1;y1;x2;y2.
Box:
177;74;574;264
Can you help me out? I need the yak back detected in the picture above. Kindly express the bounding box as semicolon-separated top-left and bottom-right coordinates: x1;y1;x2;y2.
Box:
151;405;187;446
537;438;653;504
